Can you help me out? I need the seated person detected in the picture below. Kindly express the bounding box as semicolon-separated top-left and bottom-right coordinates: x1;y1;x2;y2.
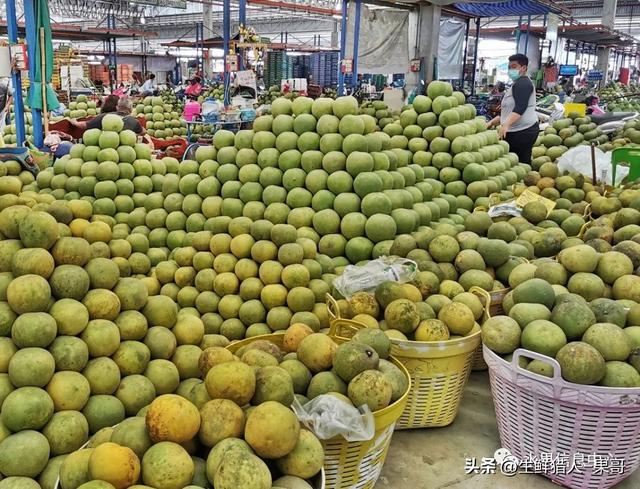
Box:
71;95;119;130
44;131;74;158
185;77;202;98
585;95;605;116
183;95;201;121
140;74;157;96
72;96;145;135
113;84;126;97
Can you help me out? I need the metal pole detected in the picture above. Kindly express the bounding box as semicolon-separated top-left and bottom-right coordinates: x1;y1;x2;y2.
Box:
565;40;570;65
223;0;231;107
524;14;531;56
22;0;42;147
196;22;201;76
239;0;246;26
461;18;470;87
352;0;361;92
338;0;348;95
238;0;246;71
471;17;480;95
112;16;118;88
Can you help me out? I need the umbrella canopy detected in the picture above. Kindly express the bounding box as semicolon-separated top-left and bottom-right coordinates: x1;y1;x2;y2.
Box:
26;0;59;111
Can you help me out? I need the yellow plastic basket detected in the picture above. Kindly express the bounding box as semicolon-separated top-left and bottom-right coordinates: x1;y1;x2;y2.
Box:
327;295;480;430
469;286;510;371
226;333;410;489
564;102;586;117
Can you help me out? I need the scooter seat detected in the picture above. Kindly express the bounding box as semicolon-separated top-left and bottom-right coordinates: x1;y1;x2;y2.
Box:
591;112;636;125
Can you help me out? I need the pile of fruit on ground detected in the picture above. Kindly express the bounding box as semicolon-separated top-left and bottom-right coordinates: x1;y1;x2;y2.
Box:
0;79;639;488
200;85;225;104
132;95;187;140
599;82;640;112
3;108;36;146
532;114;607;164
64;95;100;120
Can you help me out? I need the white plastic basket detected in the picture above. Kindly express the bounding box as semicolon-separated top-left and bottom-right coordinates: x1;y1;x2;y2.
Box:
484;345;640;489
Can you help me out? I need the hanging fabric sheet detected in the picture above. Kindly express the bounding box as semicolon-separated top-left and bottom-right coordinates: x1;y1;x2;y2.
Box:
438;19;466;80
344;4;410;75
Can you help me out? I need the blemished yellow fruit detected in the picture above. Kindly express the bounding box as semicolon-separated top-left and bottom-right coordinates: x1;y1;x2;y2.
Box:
414;319;451;342
438;302;475;335
88;442;141;489
352;313;379;329
145;394;201;443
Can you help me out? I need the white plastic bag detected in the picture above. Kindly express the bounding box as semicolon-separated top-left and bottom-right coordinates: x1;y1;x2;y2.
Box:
556;145;628;185
292;394;375;442
332;256;418;299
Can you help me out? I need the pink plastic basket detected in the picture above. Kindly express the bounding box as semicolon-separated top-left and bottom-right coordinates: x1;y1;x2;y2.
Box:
484;345;640;489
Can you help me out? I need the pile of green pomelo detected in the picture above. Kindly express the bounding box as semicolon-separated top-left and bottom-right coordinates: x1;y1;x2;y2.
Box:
133;95;188;140
0;79;639;488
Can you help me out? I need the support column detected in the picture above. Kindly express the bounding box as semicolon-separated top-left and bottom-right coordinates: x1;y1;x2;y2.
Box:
407;3;441;96
597;0;618;84
23;0;42;147
203;2;214;79
338;0;348;96
351;0;361;91
223;0;231;106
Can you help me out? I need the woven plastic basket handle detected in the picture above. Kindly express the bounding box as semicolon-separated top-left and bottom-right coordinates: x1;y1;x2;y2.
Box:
469;286;492;319
512;348;563;381
326;293;341;320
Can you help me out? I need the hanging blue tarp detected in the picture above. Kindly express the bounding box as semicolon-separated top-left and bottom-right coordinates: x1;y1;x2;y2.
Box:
454;0;552;17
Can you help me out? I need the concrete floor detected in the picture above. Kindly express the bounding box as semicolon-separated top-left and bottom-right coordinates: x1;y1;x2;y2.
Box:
378;371;640;489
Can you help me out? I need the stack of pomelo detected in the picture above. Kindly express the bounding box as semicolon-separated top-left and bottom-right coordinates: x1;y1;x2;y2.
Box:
483;267;640;387
532;114;607;164
2;107;35;146
148;222;337;340
0;202;193;487
133;95;187;140
64;95;99;119
31;81;528;267
0;161;35;192
57;323;339;489
332;279;484;343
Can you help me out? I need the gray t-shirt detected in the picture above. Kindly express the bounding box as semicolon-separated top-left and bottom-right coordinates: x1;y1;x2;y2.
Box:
500;76;538;132
0;78;12;112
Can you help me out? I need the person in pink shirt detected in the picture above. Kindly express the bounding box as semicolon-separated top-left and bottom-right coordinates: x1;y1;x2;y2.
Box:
183;95;201;121
586;95;605;116
185;77;202;98
112;83;126;97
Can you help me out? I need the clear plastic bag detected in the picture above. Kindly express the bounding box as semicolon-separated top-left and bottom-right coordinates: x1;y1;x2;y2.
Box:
292;394;375;442
556;145;629;185
332;256;418;299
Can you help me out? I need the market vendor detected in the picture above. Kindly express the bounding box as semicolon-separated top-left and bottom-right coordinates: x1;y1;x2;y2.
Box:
185;77;202;98
585;95;605;116
71;96;145;135
140;74;157;96
486;53;539;164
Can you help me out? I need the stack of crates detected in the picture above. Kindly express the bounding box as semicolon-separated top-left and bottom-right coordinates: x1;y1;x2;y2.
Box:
371;74;386;91
265;51;311;88
310;51;339;88
117;64;133;84
89;65;110;86
289;55;310;79
265;50;286;88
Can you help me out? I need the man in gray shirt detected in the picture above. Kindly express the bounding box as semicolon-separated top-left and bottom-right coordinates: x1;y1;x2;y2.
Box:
487;54;539;164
